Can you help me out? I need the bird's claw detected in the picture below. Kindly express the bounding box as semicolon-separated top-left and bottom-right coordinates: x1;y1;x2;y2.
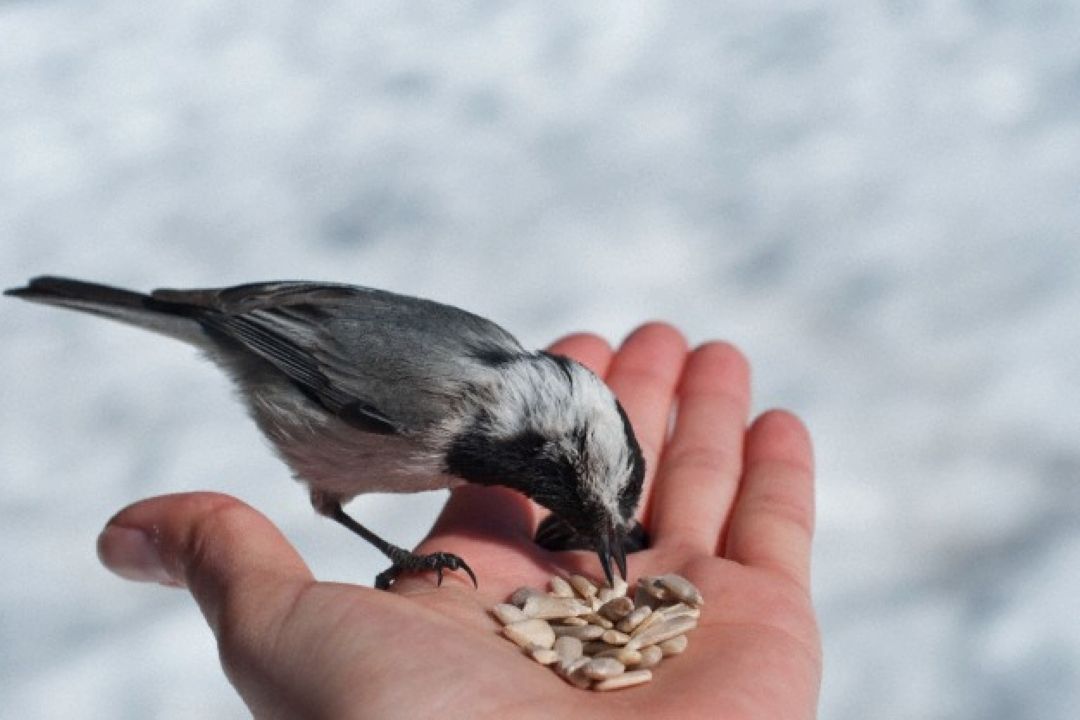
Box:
375;550;478;590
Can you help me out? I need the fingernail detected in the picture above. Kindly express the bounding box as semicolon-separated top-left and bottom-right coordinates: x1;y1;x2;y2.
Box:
97;525;178;586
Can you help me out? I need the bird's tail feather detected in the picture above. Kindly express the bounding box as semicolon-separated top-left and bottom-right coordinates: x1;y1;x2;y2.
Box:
5;276;204;344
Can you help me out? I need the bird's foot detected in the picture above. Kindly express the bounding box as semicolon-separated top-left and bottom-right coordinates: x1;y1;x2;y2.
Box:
375;550;478;591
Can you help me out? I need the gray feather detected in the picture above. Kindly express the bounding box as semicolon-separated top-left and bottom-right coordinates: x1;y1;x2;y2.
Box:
8;277;527;434
4;276;205;344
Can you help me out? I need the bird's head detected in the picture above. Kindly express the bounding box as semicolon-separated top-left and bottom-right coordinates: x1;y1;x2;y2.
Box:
444;353;645;585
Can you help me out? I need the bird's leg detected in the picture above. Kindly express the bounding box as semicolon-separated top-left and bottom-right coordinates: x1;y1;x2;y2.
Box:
311;492;477;591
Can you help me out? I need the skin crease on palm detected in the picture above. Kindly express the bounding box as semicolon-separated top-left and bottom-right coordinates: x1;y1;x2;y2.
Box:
97;323;823;720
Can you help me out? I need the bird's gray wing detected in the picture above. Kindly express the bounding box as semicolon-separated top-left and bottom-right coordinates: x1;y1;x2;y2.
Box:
151;282;526;433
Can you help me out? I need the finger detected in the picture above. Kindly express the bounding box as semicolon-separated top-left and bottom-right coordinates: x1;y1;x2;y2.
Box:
603;323;689;521
97;492;314;646
724;410;815;590
650;342;751;554
429;333;615;542
545;332;614;376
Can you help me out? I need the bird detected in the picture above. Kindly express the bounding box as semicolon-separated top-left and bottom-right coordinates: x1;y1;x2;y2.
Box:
6;276;648;590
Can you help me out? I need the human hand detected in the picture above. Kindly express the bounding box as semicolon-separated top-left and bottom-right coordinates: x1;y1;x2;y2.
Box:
97;323;821;719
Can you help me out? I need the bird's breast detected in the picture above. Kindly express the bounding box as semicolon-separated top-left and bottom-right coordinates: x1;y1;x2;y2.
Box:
244;378;451;500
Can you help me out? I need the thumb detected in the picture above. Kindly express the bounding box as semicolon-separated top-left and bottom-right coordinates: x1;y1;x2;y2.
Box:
97;492;314;643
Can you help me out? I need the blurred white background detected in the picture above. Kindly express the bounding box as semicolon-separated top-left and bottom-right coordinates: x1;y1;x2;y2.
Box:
2;2;1079;718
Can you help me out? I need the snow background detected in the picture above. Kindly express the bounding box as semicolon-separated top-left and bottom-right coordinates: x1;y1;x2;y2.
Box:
2;1;1079;718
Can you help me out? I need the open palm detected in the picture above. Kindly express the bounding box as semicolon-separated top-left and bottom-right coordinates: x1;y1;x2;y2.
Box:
99;324;821;719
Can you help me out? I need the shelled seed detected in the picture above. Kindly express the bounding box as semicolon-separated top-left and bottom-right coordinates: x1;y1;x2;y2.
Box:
492;572;703;691
569;574;598;600
492;603;527;625
522;595;592;620
582;657;625;680
530;646;559;665
655;602;701;621
659;634;688;656
550;575;575;598
637;644;664;669
654;574;704;607
583;612;614;629
625;615;698;652
628;608;664;637
502;619;555;649
595;647;643;666
552;624;606;640
593;669;653;691
598;596;635;622
596;587;618;604
601;629;631;646
616;605;652;633
559;656;593;689
511;586;543;607
554;636;583;669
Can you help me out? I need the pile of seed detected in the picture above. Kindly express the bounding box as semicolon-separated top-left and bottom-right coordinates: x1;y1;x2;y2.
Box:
491;573;703;691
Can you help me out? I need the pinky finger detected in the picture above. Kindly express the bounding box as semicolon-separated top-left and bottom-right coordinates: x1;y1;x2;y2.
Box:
724;410;815;591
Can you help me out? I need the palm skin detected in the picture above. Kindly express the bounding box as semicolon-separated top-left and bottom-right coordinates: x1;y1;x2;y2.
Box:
98;323;821;719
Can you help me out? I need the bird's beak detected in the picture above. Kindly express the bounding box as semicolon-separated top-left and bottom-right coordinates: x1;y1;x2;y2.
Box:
596;525;628;587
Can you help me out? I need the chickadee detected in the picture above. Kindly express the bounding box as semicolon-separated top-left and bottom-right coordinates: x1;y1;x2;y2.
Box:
6;276;647;589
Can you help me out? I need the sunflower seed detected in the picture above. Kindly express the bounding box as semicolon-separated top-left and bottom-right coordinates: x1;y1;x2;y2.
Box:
552;623;605;640
560;656;593;688
510;586;543;607
583;612;614;629
616;605;653;633
595;647;643;666
601;629;631;646
494;572;702;692
550;576;575;598
569;574;598;600
554;636;584;669
492;603;528;625
529;646;559;665
628;607;665;637
625;615;697;651
522;595;592;620
583;643;617;660
633;584;663;609
637;644;664;669
502;618;556;649
655;574;704;607
637;576;671;600
598;596;635;622
655;602;701;621
659;634;688;656
592;669;653;691
582;657;626;680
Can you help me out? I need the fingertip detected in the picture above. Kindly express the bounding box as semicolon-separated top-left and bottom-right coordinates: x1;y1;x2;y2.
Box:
689;340;751;380
619;321;689;354
97;524;179;586
546;332;614;376
747;409;814;471
678;340;752;404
